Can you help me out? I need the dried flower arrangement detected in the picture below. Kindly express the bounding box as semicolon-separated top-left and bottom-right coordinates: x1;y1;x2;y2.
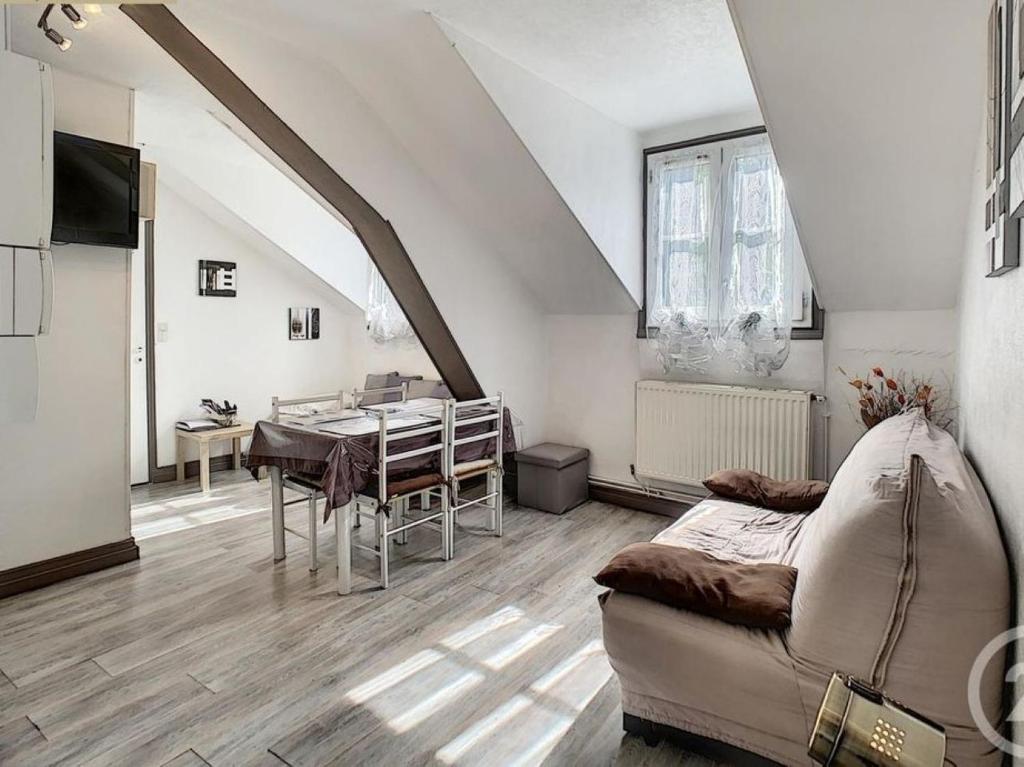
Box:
840;366;955;430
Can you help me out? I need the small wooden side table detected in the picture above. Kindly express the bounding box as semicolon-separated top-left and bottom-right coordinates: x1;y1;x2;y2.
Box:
176;422;254;492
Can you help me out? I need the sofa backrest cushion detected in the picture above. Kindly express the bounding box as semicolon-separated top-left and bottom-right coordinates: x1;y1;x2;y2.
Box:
788;411;1009;734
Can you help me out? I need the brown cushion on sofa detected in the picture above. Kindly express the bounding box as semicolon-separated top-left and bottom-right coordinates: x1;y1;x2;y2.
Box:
594;542;797;629
703;469;829;512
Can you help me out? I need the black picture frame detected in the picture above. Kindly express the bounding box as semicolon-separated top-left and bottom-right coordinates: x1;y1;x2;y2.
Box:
198;260;237;297
987;0;1021;276
288;307;320;340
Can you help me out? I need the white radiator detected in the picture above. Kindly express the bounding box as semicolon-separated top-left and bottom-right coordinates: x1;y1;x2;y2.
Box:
635;381;812;487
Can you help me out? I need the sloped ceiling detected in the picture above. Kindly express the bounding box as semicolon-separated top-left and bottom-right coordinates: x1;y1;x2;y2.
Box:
172;0;639;315
9;1;638;316
158;171;363;315
728;0;987;312
425;0;755;132
134;93;369;311
438;19;643;304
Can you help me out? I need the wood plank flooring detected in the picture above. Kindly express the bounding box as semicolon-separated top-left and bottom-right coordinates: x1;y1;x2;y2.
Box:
0;471;719;766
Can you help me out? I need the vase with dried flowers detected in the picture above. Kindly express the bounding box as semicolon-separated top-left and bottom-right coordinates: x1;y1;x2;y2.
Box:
840;366;955;431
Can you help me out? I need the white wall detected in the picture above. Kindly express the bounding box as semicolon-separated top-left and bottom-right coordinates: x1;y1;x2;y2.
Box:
824;309;957;476
170;6;552;443
641;108;764;149
958;128;1024;755
545;314;827;487
439;19;642;304
542;112;827;488
0;68;133;570
135;93;370;311
152;182;436;465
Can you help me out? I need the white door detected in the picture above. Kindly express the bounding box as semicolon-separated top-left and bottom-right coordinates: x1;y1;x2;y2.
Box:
129;243;149;484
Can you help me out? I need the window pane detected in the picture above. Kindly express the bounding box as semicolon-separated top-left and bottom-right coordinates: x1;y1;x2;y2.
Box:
721;146;791;325
651;155;711;322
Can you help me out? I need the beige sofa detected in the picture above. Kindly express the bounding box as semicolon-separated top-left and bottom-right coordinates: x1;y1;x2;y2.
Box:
601;411;1011;765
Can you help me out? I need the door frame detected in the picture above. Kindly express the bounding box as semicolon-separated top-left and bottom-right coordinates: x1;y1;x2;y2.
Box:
131;218;158;487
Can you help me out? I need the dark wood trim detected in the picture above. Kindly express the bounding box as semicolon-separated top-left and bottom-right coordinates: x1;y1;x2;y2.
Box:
622;714;783;767
637;125;823;340
588;481;694;519
148;453;237;485
144;219;158;482
119;4;483;401
0;538;139;599
642;125;768;158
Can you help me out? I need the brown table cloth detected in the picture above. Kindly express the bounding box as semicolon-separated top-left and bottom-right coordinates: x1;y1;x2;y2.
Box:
246;408;515;521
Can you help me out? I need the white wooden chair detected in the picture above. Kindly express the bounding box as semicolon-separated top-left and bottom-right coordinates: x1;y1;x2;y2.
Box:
445;393;504;559
352;381;408;409
351;401;451;588
270;389;351;572
270;390;349;423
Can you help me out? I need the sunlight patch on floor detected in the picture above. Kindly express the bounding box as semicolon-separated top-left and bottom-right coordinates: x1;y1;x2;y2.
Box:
340;605;567;742
132;505;263;540
435;638;614;766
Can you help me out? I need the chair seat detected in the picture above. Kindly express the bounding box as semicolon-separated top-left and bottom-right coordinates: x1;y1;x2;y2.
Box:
364;472;445;501
283;473;323;494
454;458;496;479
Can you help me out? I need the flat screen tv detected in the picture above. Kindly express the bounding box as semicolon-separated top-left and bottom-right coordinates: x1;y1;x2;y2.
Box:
52;131;140;248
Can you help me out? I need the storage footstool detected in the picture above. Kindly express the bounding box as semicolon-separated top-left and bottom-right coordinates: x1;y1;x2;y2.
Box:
516;443;590;514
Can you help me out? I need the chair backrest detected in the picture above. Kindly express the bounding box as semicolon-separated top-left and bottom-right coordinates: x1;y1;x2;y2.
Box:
270;390;348;423
445;393;504;477
354;381;409;409
372;400;448;504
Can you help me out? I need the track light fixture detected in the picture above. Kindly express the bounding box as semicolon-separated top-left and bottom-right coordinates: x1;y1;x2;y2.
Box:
61;4;88;31
37;4;82;52
44;27;72;52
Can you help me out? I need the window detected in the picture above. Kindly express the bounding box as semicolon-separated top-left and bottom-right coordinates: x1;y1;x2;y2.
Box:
366;262;418;345
642;129;822;359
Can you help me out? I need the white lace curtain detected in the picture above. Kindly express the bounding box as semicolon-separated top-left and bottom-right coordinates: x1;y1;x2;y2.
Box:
366;262;418;345
648;134;793;376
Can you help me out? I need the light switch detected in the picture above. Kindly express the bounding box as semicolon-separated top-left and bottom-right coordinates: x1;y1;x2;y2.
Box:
157;322;168;343
0;248;12;336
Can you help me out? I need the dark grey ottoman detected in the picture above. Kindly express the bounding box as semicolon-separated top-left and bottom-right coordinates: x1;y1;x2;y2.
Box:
516;443;590;514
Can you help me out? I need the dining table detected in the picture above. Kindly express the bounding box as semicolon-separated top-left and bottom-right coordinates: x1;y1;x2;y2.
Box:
245;399;515;594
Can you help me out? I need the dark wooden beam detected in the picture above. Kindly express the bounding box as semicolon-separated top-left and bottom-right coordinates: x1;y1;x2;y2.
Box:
120;4;483;400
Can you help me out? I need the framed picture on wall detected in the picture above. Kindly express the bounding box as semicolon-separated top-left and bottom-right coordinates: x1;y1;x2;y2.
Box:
198;260;237;296
288;307;320;340
987;0;1023;276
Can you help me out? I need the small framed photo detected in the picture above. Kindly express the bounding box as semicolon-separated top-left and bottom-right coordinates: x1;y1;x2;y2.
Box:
198;260;237;297
288;307;320;340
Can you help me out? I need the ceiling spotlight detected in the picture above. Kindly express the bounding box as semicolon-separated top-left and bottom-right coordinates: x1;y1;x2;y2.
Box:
45;27;72;51
61;4;88;30
38;6;73;52
82;3;103;14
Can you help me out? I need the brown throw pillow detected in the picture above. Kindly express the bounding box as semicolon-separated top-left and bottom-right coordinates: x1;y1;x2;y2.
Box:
594;542;797;629
703;469;829;512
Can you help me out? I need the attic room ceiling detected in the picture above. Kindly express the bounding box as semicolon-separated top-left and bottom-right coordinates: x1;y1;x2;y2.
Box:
728;0;986;312
425;0;758;131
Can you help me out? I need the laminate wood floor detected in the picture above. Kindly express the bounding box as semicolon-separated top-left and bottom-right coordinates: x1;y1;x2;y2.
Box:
0;471;721;766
